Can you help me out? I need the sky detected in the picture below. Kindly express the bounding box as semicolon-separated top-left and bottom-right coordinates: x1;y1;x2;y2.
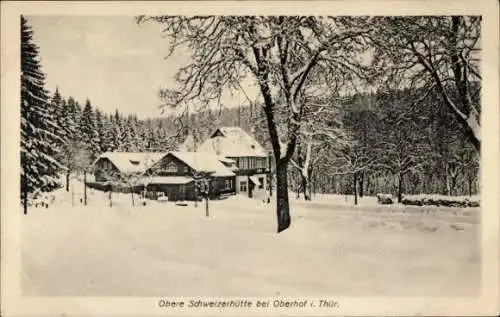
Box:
27;16;233;119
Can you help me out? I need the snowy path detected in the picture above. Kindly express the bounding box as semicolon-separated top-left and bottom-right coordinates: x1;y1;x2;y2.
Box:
21;190;480;297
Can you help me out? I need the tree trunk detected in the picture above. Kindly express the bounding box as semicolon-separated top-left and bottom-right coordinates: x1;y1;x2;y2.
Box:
257;51;294;233
353;172;358;205
205;197;209;217
301;174;311;201
442;172;449;195
450;174;458;196
276;161;291;233
23;172;28;215
248;175;253;198
365;173;371;196
83;171;87;206
109;187;112;207
467;176;472;196
445;175;451;196
65;170;70;192
131;186;135;206
397;173;403;203
331;175;335;194
310;168;315;199
359;172;365;198
269;177;273;197
268;156;273;197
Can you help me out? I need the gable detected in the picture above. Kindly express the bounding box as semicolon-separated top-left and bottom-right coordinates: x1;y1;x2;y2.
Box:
149;153;192;175
93;152;167;174
199;127;267;158
95;157;119;172
211;129;225;138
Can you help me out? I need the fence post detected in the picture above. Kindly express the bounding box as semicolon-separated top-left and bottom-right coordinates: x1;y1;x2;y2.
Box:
205;197;209;217
83;171;87;206
109;186;112;207
205;179;209;217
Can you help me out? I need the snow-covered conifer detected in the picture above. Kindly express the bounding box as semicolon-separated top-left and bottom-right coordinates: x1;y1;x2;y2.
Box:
21;15;63;196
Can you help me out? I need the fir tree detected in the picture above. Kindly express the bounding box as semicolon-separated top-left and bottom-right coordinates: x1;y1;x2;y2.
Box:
102;114;117;152
137;122;149;152
94;108;108;154
50;88;70;148
79;99;99;160
121;115;136;151
21;15;63;205
113;110;125;151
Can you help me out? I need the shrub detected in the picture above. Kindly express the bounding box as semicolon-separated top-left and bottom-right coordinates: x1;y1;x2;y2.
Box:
377;193;394;204
401;194;480;208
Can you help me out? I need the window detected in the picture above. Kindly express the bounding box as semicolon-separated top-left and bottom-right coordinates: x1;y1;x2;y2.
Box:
129;160;140;165
240;181;247;192
258;177;264;189
165;162;178;173
260;158;267;169
225;180;231;190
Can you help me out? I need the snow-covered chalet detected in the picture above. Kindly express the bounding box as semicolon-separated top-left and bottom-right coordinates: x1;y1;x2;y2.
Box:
91;126;269;201
92;151;236;201
197;127;269;198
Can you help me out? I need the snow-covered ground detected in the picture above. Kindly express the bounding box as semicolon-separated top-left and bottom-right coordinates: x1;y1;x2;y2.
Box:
21;181;480;297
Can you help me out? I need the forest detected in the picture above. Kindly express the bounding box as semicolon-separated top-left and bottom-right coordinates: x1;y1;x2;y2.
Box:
21;16;480;232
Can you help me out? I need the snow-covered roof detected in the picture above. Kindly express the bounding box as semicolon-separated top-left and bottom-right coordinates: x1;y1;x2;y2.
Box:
94;152;167;174
197;126;268;158
167;151;235;177
140;176;194;185
217;156;236;164
249;175;262;186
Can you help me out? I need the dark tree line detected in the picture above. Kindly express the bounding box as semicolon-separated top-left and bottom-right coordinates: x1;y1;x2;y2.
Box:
329;88;479;203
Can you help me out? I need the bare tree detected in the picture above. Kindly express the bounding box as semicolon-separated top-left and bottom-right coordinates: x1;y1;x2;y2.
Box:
136;16;374;232
372;16;481;151
330;140;376;205
443;134;478;196
373;89;432;202
290;95;346;201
